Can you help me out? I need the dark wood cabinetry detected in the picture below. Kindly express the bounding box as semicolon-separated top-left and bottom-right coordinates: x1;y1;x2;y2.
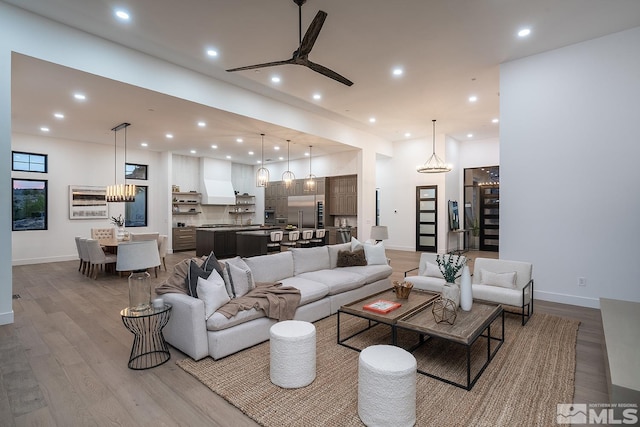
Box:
172;227;196;251
265;178;327;219
328;174;357;215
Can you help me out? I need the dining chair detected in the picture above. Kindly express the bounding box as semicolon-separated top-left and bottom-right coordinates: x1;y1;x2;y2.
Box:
91;227;115;242
280;230;300;249
310;229;326;246
130;233;162;277
85;238;117;279
157;235;168;272
77;238;91;276
74;236;84;272
267;230;284;253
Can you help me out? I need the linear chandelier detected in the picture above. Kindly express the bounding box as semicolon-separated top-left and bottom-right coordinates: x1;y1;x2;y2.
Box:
256;133;270;187
107;122;136;202
282;139;295;188
417;119;451;174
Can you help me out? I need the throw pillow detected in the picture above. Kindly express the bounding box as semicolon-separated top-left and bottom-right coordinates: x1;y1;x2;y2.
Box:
424;261;445;279
363;242;387;265
203;251;224;277
351;236;363;251
186;260;212;298
227;262;254;298
196;270;230;320
219;261;235;298
336;248;367;267
480;269;517;289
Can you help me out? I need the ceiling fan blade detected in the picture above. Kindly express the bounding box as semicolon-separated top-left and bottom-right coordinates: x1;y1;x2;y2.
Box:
297;10;327;57
306;60;353;86
226;59;293;73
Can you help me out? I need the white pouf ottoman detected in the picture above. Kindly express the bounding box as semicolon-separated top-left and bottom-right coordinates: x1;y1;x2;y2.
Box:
358;345;417;427
270;320;316;388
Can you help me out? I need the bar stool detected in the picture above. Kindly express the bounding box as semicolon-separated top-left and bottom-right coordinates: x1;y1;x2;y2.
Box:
310;229;326;246
280;230;300;249
298;229;314;247
267;230;284;253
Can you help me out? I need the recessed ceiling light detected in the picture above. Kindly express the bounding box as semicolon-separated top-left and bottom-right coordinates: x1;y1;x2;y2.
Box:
467;133;473;138
115;9;130;21
305;152;310;156
518;28;531;37
278;156;284;161
141;142;148;147
248;151;254;155
206;49;218;57
257;160;262;164
197;121;206;127
469;95;478;102
226;155;231;159
73;93;86;101
40;127;50;132
492;118;499;123
369;117;376;123
166;133;173;139
392;68;403;76
211;144;218;149
54;112;64;119
236;138;243;143
274;146;280;151
271;76;281;83
404;132;411;138
190;150;196;154
312;93;321;100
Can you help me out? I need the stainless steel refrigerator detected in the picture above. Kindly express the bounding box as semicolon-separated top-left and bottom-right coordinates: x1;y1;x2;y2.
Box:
288;195;322;228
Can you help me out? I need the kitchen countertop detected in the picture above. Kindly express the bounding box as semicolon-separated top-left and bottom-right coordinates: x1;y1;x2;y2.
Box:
195;225;275;232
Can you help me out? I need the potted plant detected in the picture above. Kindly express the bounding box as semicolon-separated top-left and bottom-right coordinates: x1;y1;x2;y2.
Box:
436;253;466;308
111;214;125;240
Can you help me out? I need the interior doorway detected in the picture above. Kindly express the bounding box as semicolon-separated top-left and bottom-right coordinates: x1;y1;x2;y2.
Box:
463;167;499;252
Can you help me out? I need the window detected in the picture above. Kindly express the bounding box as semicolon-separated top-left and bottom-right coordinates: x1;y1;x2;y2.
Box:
12;151;47;173
12;179;48;231
125;185;148;227
125;163;148;180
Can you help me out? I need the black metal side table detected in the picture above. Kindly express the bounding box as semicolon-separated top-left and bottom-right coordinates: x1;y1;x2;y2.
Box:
120;304;172;370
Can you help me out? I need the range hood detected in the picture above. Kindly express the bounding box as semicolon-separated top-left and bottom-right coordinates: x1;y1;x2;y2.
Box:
201;179;236;205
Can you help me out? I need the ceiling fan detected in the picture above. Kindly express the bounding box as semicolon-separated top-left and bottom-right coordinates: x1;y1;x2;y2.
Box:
226;0;353;86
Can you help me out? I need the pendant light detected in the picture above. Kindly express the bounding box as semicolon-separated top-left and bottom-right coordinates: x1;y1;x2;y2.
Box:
256;133;270;187
304;145;316;192
106;122;136;202
282;139;295;188
417;119;451;173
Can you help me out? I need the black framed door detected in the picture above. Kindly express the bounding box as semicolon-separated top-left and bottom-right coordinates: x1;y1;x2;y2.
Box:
480;185;499;251
416;186;437;252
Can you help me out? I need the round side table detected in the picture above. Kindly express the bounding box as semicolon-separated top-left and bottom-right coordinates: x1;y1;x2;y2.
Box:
120;304;172;370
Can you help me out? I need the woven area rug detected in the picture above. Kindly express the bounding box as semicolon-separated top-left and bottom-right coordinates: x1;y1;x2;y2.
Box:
177;312;579;426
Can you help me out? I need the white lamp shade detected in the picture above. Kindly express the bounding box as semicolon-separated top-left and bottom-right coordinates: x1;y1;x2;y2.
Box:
370;226;389;241
116;240;160;271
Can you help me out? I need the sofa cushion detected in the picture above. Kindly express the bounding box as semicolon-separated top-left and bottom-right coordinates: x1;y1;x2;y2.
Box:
186;260;211;298
227;262;254;298
297;269;366;295
424;261;444;279
202;251;224;277
363;242;387;265
206;307;266;331
290;247;331;275
244;251;293;282
196;271;230;320
219;261;235;298
403;275;447;293
279;276;330;306
339;264;392;283
328;243;351;268
479;269;517;289
337;248;367;267
473;284;526;307
351;236;363;251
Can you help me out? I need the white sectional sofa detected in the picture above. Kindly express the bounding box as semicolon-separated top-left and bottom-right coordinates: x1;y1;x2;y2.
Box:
161;243;392;360
404;253;533;325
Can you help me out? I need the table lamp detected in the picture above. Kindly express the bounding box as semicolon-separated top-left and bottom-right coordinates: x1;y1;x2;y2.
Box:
370;226;389;243
116;240;160;311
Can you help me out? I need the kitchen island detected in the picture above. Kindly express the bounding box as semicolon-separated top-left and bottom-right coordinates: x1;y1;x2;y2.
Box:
196;225;279;258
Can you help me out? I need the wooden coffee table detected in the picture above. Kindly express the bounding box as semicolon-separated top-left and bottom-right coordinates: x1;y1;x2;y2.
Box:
337;288;438;351
396;301;504;390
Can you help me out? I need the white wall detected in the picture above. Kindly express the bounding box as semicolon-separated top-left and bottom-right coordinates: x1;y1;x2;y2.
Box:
0;43;12;324
500;26;640;308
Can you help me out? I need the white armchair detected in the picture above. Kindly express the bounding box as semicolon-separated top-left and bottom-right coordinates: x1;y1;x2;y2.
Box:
403;252;467;293
471;258;533;325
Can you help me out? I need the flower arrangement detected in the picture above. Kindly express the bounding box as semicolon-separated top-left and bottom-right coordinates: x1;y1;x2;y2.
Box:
436;253;466;283
110;214;124;227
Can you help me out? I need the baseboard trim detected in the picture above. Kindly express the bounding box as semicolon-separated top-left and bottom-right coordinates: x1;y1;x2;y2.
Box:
0;310;14;325
535;290;600;309
12;255;77;266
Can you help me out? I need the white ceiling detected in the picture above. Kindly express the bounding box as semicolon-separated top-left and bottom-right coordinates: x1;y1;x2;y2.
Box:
8;0;640;165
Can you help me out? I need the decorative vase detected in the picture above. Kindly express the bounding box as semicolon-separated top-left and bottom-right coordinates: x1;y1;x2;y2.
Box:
116;226;126;240
460;265;473;311
441;283;460;308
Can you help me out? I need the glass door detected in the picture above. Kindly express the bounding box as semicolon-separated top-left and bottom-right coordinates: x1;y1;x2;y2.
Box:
480;185;499;251
416;186;437;252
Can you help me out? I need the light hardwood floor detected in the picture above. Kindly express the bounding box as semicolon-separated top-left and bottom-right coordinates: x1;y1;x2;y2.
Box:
1;249;608;426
